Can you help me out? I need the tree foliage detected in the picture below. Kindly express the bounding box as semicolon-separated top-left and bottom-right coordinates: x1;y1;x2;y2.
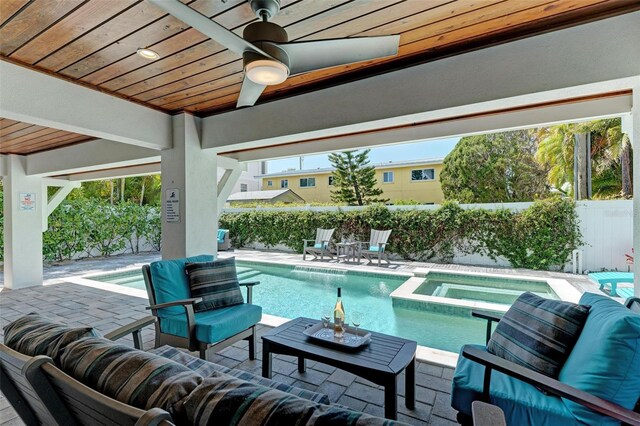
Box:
69;175;162;205
329;150;387;205
440;130;550;203
220;198;582;270
535;118;632;198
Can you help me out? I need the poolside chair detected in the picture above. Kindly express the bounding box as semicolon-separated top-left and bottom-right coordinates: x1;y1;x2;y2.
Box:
142;255;262;361
303;228;335;261
588;271;634;297
217;229;231;251
357;229;392;266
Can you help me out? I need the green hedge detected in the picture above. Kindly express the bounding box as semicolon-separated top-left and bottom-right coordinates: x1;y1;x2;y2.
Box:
220;198;582;270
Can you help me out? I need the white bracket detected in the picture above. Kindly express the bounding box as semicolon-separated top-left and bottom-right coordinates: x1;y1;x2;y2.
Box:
42;180;82;231
217;168;243;217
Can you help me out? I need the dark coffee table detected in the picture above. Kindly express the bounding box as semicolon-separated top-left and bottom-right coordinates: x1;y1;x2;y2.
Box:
261;317;417;420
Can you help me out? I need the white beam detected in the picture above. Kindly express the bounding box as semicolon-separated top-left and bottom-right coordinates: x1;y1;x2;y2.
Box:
202;12;640;153
0;61;172;150
0;155;6;177
42;181;81;232
217;155;247;171
226;94;632;162
26;139;160;177
65;163;161;182
217;167;242;216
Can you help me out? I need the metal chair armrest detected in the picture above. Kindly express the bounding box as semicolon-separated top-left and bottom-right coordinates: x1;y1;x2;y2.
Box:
462;345;640;425
146;298;202;311
239;281;260;287
239;281;260;304
472;310;503;344
104;316;156;349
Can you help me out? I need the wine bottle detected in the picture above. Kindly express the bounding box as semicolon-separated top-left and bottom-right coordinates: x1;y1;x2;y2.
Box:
333;287;345;338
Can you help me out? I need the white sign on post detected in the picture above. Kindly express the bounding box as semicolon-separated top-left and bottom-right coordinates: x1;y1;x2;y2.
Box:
19;193;36;211
165;189;180;223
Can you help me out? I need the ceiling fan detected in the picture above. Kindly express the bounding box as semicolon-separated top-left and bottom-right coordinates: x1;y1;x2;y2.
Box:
147;0;400;108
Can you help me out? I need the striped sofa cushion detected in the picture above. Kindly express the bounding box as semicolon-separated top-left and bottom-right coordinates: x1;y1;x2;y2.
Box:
186;257;244;312
3;313;98;361
59;337;202;421
184;372;402;426
487;292;590;378
149;345;330;404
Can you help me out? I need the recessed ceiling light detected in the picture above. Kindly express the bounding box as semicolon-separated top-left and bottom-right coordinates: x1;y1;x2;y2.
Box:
137;48;160;60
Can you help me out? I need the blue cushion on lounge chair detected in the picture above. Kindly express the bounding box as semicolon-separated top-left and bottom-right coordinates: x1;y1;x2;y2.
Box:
149;255;214;318
217;229;227;244
313;242;328;249
558;292;640;426
368;245;384;252
451;345;577;426
159;303;262;343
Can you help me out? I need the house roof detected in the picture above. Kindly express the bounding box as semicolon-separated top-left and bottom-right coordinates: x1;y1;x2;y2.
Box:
257;157;445;178
227;189;303;202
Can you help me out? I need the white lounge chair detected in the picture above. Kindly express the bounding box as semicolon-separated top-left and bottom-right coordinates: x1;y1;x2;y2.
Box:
303;228;335;261
358;229;392;266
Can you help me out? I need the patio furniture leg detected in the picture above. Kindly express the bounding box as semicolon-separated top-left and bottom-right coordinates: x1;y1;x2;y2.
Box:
611;282;618;297
248;326;256;360
384;374;399;420
262;341;273;379
405;356;415;409
298;357;306;373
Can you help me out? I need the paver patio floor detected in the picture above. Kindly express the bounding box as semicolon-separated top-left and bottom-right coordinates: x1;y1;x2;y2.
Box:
0;249;610;425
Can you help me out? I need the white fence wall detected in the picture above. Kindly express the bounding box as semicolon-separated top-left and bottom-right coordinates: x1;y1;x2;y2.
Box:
222;200;633;272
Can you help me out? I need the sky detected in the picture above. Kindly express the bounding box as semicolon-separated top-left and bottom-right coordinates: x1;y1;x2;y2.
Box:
266;137;460;173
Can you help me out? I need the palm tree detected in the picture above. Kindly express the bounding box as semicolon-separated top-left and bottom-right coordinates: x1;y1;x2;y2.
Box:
535;118;632;199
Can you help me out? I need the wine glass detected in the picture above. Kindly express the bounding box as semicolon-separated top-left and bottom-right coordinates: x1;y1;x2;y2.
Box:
351;311;363;339
321;308;332;329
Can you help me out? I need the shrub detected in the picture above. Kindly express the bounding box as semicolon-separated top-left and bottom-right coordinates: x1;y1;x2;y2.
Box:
220;198;582;270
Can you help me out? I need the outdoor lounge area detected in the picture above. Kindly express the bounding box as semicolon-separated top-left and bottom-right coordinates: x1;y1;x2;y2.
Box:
1;0;640;425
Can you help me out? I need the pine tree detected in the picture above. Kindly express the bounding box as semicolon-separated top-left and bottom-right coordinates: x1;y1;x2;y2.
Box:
329;150;387;205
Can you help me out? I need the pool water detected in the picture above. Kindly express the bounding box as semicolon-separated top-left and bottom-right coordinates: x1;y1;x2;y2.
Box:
95;261;489;353
415;272;557;305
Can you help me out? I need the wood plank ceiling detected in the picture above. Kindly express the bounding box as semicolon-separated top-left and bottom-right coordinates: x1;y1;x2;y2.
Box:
0;118;94;154
1;0;638;155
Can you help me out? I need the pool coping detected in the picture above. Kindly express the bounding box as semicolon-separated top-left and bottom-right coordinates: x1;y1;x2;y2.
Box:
389;268;582;315
70;262;464;368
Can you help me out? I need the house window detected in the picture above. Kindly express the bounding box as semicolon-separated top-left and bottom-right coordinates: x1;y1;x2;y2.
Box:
267;180;273;187
300;177;316;188
411;168;435;181
281;179;288;188
240;184;248;192
383;171;394;183
328;176;334;186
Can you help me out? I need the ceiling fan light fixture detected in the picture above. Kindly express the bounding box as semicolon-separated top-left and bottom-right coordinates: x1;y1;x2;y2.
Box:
136;48;160;60
245;59;289;85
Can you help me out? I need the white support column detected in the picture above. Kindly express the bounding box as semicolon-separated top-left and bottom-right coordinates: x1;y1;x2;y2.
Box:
41;180;81;232
632;86;640;297
160;114;218;259
3;155;44;289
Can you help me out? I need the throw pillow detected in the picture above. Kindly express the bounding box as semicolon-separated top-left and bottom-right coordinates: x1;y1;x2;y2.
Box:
487;292;590;378
183;372;397;425
185;257;244;312
59;337;202;421
3;313;98;361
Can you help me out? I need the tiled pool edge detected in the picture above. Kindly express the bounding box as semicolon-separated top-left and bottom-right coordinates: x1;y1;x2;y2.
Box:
70;265;460;368
390;268;582;316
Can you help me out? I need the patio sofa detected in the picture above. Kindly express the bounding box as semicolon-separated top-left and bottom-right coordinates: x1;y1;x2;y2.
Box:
1;313;406;426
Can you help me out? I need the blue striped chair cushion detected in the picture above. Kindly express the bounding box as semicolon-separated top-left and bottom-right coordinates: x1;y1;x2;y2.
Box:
186;257;244;312
184;372;402;425
487;292;590;378
3;313;98;361
149;345;330;404
59;337;202;421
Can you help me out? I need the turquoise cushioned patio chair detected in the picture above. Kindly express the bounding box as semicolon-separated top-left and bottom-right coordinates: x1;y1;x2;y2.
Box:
451;293;640;426
217;229;231;251
588;271;634;297
142;255;261;361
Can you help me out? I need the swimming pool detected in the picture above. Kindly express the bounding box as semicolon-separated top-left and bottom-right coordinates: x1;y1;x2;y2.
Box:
93;260;491;353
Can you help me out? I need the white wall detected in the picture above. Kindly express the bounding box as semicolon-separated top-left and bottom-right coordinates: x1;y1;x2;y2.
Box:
223;200;634;273
218;161;262;195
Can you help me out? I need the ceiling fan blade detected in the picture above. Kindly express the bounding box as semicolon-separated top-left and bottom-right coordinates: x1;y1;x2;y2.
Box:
237;76;267;107
274;35;400;76
147;0;272;58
